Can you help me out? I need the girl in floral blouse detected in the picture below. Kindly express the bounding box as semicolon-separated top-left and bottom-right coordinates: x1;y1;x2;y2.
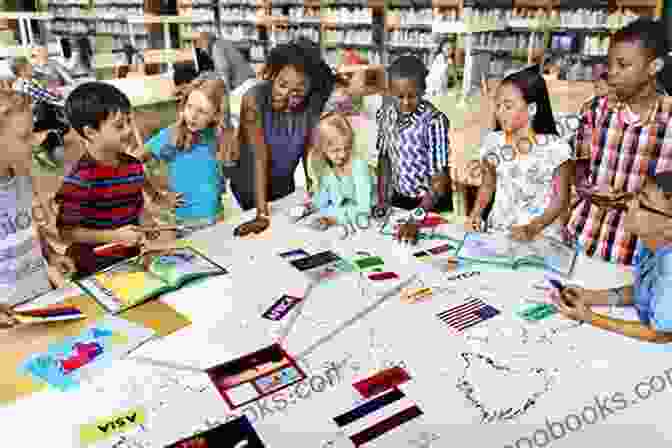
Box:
467;65;572;241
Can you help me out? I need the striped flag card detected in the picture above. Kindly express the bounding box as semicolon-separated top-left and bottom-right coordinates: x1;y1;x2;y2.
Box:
436;297;500;334
332;388;423;447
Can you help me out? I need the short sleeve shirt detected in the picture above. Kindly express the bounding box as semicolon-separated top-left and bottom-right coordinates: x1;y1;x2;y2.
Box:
0;174;52;306
145;127;224;222
633;245;672;332
480;131;572;234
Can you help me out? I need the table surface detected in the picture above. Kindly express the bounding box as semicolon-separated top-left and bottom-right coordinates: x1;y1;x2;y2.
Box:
3;191;670;448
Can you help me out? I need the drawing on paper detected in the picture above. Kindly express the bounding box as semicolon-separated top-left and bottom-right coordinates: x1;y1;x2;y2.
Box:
456;352;555;423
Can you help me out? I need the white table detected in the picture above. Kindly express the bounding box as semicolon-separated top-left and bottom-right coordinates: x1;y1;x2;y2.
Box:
4;191;670;448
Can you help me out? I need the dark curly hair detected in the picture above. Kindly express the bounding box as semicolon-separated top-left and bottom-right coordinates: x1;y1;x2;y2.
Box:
261;39;336;111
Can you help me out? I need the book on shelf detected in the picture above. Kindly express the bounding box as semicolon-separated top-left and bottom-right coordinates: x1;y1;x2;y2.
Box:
456;231;578;277
76;247;228;313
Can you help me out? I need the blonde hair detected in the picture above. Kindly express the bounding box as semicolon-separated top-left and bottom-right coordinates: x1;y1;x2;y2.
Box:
173;78;228;151
308;112;356;191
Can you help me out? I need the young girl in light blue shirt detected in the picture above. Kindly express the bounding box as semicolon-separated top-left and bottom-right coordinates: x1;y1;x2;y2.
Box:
143;78;236;235
307;112;374;229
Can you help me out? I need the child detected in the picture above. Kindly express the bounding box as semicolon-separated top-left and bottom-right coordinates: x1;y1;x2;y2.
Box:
0;89;75;308
466;65;572;242
426;38;456;97
307;112;373;228
552;171;672;343
143;78;236;236
376;55;452;245
55;82;173;277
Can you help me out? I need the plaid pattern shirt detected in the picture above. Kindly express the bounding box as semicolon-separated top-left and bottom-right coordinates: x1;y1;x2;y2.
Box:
376;100;451;198
13;78;63;106
567;94;672;265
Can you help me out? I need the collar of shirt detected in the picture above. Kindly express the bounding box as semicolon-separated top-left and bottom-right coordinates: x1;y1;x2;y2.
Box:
604;94;662;127
397;100;430;127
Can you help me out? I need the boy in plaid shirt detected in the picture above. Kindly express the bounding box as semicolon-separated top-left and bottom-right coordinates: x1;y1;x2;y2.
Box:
567;18;672;266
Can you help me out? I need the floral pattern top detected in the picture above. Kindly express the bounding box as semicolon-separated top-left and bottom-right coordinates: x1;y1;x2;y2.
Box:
480;131;572;237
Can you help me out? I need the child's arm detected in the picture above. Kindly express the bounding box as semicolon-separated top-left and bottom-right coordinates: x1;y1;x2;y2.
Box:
467;160;496;229
586;313;672;344
529;160;572;233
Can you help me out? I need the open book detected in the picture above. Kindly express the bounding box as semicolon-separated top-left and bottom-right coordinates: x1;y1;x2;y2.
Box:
76;247;228;313
456;232;578;277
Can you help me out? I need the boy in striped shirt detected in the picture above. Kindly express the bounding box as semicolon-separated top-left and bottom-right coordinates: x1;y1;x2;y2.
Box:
55;82;174;277
567;18;672;266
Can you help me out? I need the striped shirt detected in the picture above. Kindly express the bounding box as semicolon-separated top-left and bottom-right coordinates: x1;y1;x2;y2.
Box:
13;77;63;106
55;153;145;229
567;95;672;265
376;100;451;198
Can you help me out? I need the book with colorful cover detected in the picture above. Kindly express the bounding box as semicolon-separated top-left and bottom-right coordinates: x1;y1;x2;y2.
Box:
76;247;228;313
456;232;578;277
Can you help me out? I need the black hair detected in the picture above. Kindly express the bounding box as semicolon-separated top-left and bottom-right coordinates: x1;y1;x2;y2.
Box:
65;82;131;139
173;62;199;87
387;55;429;93
262;39;336;111
612;18;669;60
495;65;558;136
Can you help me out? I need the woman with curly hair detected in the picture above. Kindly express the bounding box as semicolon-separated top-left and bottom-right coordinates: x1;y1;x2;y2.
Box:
232;38;384;237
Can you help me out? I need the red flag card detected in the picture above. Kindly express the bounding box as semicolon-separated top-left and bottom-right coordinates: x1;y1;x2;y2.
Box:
353;367;411;399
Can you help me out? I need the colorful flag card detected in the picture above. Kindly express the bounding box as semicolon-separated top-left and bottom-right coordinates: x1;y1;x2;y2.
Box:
206;344;307;410
333;388;423;447
261;295;303;321
436;297;501;334
278;249;310;261
353;367;411;399
165;416;266;448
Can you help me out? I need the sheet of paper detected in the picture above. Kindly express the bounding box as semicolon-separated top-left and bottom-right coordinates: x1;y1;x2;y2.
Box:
17;315;154;392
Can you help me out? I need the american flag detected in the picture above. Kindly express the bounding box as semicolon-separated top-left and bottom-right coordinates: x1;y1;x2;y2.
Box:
437;297;500;334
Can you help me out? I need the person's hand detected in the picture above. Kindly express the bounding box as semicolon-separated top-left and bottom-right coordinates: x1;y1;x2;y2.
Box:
430;173;451;196
139;239;181;270
47;253;77;287
465;213;482;232
549;286;593;322
234;216;270;237
318;216;337;228
0;303;18;329
510;221;543;241
114;225;146;247
157;191;186;210
397;221;419;245
218;128;240;164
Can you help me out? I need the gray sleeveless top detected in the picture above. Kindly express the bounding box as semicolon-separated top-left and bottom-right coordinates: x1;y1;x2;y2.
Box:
228;80;328;211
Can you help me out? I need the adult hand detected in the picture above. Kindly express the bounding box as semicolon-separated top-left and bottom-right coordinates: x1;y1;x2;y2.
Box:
510;221;543;241
397;221;419;245
550;286;593;322
234;216;270;237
